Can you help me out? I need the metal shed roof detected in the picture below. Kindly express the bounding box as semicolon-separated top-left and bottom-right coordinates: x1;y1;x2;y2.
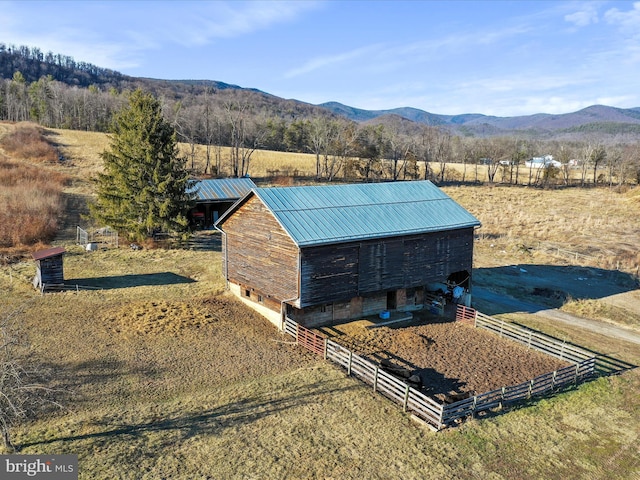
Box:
32;246;66;261
189;178;256;202
233;181;480;247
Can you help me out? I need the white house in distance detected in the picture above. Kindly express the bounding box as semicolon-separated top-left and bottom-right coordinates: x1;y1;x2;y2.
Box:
525;155;562;169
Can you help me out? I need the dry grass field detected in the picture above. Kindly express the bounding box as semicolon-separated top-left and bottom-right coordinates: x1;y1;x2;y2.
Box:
0;125;639;479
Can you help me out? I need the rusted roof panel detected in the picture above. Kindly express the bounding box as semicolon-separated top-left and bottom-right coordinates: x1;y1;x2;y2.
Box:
32;246;66;261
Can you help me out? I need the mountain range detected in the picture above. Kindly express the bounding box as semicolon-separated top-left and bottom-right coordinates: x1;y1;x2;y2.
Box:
2;44;640;141
318;101;640;139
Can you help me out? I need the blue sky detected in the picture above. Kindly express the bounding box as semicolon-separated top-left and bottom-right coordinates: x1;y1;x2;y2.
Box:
2;1;639;117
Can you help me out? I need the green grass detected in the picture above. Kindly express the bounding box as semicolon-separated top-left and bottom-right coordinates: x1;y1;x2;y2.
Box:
561;298;640;331
2;244;639;479
1;128;638;478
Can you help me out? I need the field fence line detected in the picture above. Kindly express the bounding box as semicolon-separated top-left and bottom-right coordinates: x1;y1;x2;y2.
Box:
456;305;635;375
76;225;119;249
536;241;639;279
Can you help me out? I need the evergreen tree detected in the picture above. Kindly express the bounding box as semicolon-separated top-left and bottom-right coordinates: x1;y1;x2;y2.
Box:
90;89;195;241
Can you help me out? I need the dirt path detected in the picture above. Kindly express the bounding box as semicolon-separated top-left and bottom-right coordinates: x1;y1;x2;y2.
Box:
474;287;640;346
57;192;92;242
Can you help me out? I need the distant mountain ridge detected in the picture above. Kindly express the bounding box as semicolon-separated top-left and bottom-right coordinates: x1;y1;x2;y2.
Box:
319;102;640;136
2;43;640;141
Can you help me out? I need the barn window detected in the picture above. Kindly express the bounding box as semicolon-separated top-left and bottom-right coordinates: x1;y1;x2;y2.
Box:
244;289;250;297
258;295;263;303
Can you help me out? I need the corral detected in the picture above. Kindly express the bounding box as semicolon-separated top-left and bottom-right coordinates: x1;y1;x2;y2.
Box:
316;311;570;401
283;303;608;430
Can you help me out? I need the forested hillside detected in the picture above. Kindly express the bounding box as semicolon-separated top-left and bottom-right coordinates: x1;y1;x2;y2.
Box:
1;43;639;185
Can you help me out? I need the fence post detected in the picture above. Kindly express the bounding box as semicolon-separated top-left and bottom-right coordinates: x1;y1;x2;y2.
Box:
347;351;353;376
527;331;532;349
500;387;505;410
474;309;478;328
574;363;579;385
471;395;477;417
551;370;557;390
295;322;299;345
373;367;379;392
323;338;328;361
403;385;410;413
528;379;534;399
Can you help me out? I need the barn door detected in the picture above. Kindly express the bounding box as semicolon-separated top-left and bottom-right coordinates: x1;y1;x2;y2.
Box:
386;290;397;310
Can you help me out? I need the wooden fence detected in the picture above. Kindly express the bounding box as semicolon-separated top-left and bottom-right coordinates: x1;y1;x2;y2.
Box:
284;318;444;429
456;305;596;364
441;358;596;426
283;314;598;431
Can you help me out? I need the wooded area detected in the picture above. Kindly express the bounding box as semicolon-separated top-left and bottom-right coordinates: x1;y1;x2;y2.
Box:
1;44;640;186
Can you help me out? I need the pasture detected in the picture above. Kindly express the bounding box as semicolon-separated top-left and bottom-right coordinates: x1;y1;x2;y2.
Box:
0;125;639;479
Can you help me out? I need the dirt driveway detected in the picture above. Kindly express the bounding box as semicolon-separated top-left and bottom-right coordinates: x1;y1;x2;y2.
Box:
474;263;639;307
474;261;640;345
474;287;640;346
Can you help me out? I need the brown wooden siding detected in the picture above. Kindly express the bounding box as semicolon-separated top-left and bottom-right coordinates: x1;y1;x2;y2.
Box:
36;256;64;285
299;228;474;307
299;244;360;305
222;196;299;303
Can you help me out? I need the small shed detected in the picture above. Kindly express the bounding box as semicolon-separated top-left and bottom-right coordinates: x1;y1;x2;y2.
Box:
188;178;256;228
32;246;66;292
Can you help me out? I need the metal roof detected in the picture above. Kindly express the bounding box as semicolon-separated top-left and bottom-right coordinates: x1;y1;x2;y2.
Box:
248;181;480;247
189;178;256;202
32;246;66;261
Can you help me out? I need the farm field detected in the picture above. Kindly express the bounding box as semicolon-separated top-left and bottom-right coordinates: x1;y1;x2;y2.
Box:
0;125;639;479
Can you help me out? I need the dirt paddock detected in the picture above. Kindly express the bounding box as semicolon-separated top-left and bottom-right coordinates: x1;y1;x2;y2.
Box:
318;310;570;402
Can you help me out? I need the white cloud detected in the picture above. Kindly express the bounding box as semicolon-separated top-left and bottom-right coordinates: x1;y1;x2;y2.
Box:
564;4;599;27
284;44;383;78
604;1;640;30
175;1;322;46
1;1;323;69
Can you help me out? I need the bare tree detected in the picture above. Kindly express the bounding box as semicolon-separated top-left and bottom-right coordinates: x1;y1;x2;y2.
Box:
480;137;506;184
224;100;261;177
170;100;201;172
325;120;357;181
1;303;61;452
590;143;607;185
435;130;453;183
308;117;331;180
622;143;640;186
382;121;413;181
201;87;219;176
554;144;573;186
415;125;441;181
354;124;385;181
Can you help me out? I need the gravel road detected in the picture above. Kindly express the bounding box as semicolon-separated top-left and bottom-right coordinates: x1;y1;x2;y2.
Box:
474;287;640;346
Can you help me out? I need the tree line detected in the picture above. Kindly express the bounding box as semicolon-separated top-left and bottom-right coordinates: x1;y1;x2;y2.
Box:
1;65;639;186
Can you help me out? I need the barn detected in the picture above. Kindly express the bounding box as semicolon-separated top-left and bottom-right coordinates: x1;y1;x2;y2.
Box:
215;181;481;329
32;246;66;292
188;177;256;229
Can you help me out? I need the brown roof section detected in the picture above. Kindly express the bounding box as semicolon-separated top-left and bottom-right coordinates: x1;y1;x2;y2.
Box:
32;246;66;261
